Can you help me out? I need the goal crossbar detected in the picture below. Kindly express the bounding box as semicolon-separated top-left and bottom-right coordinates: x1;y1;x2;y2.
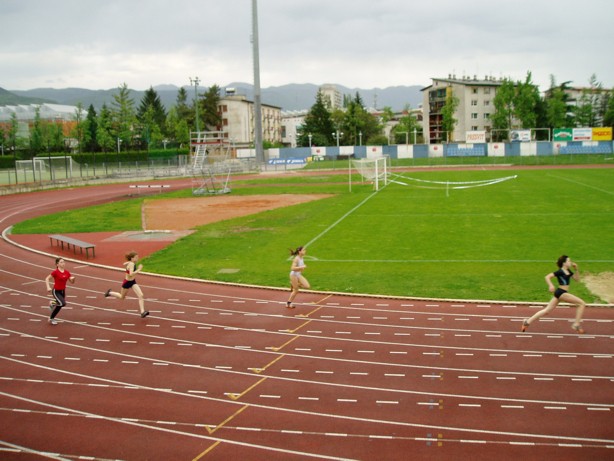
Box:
349;156;389;191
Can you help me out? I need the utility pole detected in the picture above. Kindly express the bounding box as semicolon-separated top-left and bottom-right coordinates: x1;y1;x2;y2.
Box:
190;76;200;133
252;0;264;163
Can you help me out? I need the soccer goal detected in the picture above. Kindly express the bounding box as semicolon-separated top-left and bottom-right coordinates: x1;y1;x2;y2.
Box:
16;159;46;175
349;156;390;191
15;156;79;181
39;156;78;176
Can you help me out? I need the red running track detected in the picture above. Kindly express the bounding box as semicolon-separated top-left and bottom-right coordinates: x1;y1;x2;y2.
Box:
1;179;613;460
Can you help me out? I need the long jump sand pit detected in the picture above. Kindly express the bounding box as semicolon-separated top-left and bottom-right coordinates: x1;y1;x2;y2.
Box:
583;272;614;304
142;194;333;231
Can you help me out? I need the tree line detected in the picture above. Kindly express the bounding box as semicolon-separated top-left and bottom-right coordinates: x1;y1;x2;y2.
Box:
440;73;614;142
1;83;223;156
2;72;613;156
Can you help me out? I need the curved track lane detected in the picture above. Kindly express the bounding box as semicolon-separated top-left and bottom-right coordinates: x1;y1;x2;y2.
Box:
1;180;613;460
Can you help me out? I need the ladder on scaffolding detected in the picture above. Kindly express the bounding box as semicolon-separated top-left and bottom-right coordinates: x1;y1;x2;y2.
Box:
190;131;232;195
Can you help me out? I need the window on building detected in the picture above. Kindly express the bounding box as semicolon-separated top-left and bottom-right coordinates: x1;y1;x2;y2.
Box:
484;88;491;94
471;113;478;119
484;113;490;119
484;100;490;106
471;100;478;106
472;126;479;131
472;88;478;94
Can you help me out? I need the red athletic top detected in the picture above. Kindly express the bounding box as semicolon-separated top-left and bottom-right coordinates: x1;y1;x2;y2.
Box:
50;269;72;290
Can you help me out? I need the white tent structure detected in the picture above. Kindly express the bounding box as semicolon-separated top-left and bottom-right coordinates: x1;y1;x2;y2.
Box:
0;103;86;122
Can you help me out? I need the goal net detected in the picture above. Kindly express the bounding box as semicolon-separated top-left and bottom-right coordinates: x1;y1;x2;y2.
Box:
16;159;46;176
15;156;79;181
349;156;389;191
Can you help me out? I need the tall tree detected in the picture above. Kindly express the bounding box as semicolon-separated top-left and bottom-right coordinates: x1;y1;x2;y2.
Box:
96;104;115;153
175;87;192;127
575;74;605;127
85;104;98;152
492;78;516;140
393;105;422;144
110;83;137;149
30;106;44;154
166;106;190;147
71;102;88;154
8;113;19;151
603;87;614;129
137;87;167;137
200;84;222;130
441;90;459;142
544;76;572;129
514;71;540;129
297;90;335;147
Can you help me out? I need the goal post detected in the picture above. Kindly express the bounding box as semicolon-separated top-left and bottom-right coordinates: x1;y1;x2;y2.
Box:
16;156;79;181
349;156;389;191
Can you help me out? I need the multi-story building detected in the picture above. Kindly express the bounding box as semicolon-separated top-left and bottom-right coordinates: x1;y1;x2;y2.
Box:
279;83;342;148
218;93;282;147
281;110;308;147
319;83;343;110
421;75;506;143
543;85;610;126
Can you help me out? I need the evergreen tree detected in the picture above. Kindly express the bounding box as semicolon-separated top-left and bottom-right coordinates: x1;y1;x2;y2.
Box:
30;107;44;154
296;90;335;147
85;104;98;152
137;87;167;134
71;102;88;154
166;106;190;147
544;76;572;129
96;104;115;153
575;74;605;127
603;88;614;129
200;84;222;130
110;83;137;149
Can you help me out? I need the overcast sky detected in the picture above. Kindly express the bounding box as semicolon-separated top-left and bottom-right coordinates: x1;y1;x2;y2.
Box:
2;0;612;92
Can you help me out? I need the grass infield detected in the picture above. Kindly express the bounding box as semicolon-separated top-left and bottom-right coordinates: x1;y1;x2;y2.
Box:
12;166;614;303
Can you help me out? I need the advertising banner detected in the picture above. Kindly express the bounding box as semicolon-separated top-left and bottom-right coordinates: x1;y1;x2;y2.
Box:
553;128;573;142
510;130;531;142
465;131;486;143
573;128;592;141
592;127;612;141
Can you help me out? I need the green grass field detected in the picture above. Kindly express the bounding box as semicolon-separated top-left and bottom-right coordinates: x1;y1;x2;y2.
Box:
11;166;614;303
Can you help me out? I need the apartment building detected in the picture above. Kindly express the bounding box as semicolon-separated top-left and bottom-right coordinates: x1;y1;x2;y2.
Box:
421;75;505;143
218;94;282;146
319;83;343;110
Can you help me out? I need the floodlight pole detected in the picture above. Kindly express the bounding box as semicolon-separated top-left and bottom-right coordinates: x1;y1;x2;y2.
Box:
252;0;264;164
190;76;201;133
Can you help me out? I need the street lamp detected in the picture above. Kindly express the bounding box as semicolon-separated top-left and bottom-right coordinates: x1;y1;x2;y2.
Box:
308;133;312;148
332;130;344;148
359;131;362;146
190;76;201;133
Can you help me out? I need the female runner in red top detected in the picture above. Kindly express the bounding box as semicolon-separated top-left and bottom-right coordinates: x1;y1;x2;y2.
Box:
45;257;75;325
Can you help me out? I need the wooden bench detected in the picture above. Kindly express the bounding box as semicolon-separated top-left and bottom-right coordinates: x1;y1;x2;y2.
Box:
48;234;96;259
129;184;170;194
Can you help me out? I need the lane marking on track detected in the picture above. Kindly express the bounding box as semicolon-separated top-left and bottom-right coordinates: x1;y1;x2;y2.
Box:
205;405;249;435
226;377;268;401
3;335;614;447
249;354;286;374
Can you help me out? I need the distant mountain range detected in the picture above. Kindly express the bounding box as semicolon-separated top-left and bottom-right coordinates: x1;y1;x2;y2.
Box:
1;83;424;112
